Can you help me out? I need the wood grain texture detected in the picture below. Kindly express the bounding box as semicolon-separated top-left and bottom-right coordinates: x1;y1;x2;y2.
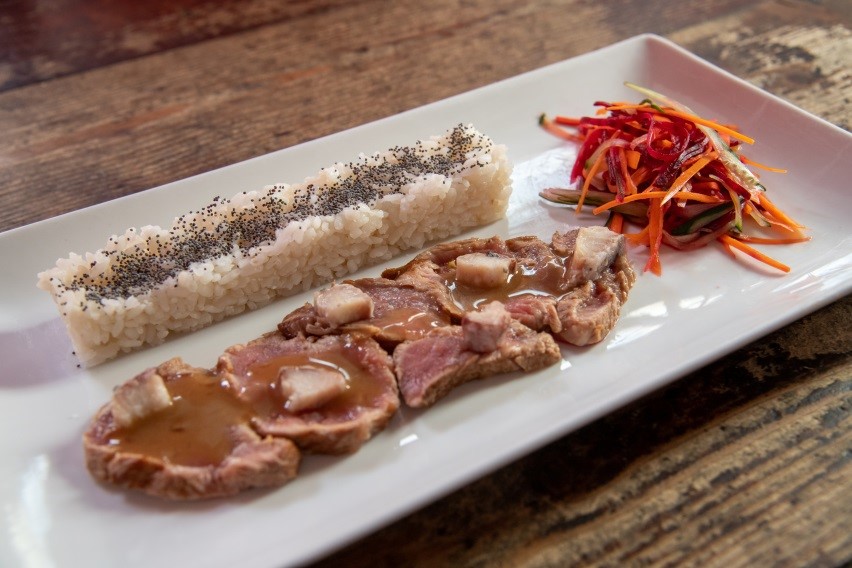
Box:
0;0;849;566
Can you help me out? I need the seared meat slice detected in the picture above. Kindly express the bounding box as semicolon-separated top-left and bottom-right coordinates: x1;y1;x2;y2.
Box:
394;311;560;408
382;228;635;347
552;228;636;345
462;301;513;352
219;333;399;454
383;235;510;282
382;236;509;313
502;294;561;333
83;358;300;500
279;278;455;346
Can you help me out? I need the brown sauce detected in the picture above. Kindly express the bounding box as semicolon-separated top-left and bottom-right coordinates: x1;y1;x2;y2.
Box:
242;341;388;419
446;256;570;311
109;371;250;467
368;307;448;341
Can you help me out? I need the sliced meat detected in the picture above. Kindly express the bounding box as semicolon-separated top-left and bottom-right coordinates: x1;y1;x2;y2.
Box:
279;278;455;346
555;281;622;345
82;229;633;501
394;319;560;408
219;333;399;455
382;227;635;347
566;225;625;281
383;235;510;282
462;301;512;353
83;358;300;500
502;294;561;333
554;229;636;344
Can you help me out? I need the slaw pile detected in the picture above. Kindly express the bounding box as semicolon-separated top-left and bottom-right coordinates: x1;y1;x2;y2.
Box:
539;83;808;275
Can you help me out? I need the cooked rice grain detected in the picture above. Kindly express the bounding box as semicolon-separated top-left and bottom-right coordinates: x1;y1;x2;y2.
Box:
38;124;513;366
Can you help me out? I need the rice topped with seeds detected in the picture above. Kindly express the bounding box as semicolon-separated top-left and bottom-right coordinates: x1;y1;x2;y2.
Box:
38;124;513;366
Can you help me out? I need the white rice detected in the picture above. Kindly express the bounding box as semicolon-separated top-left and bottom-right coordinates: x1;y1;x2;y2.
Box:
37;124;513;366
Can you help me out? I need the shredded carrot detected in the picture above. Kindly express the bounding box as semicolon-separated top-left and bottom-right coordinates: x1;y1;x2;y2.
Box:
607;212;625;233
625;149;641;169
603;103;755;144
538;86;807;276
624;225;649;245
760;214;808;238
592;190;722;214
617;147;639;195
554;115;581;127
664;110;754;144
736;235;811;245
576;142;610;212
718;234;790;272
739;155;788;173
646;198;664;275
661;156;712;204
719;239;737;259
758;193;804;229
538;114;584;143
631;165;653;188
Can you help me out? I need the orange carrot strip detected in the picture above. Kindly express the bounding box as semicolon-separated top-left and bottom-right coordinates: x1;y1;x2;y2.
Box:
625;225;649;245
602;103;645;112
554;115;581;126
661;156;712;204
736;235;811;245
625;149;641;169
592;190;721;215
739;155;788;173
646;198;664;275
760;212;808;237
576;144;610;212
617;147;639;195
631;165;653;187
758;193;804;228
719;239;737;259
676;192;723;203
664;109;755;144
718;234;790;273
604;104;755;144
607;212;625;233
539;114;584;143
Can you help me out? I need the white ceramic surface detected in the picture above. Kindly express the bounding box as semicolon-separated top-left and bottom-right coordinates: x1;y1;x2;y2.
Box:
1;34;850;568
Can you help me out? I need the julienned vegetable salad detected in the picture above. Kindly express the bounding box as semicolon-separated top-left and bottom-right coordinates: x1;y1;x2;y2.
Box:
538;82;809;275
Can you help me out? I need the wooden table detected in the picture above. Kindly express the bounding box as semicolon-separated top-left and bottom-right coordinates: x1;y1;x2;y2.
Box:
2;1;849;566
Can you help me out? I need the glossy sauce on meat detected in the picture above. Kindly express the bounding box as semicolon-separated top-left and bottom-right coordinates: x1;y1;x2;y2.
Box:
240;343;389;419
444;256;570;311
367;306;448;340
108;370;250;467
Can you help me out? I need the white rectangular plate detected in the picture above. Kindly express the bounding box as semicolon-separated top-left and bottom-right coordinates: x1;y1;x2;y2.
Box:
1;34;850;568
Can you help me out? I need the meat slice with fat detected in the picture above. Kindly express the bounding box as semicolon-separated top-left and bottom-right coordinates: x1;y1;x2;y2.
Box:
83;358;301;500
278;278;456;346
382;227;636;346
394;302;560;408
219;333;400;454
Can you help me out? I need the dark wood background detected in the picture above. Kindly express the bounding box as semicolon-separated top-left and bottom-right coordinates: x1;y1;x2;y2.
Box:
1;1;849;566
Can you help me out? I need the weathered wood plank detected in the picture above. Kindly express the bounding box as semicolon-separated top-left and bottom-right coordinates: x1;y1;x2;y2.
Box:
0;0;358;90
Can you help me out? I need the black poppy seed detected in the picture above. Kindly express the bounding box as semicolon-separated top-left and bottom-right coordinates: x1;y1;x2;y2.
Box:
61;125;489;301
